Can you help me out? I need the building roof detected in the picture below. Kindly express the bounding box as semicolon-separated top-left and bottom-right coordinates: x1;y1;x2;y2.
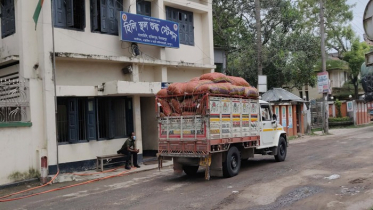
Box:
262;88;305;102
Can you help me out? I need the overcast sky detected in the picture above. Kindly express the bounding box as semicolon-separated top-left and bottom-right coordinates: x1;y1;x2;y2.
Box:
348;0;369;40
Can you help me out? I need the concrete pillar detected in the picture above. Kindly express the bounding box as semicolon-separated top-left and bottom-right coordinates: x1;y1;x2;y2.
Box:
16;0;45;174
37;0;58;171
131;64;140;82
124;0;137;14
132;95;143;156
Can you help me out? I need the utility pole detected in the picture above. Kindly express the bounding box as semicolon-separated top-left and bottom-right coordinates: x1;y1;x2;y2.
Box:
319;0;329;134
255;0;262;76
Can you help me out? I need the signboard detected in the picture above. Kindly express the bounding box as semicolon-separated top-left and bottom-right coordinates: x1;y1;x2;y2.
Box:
281;106;287;127
317;72;329;94
161;82;171;89
119;12;180;48
347;101;353;112
258;75;267;93
275;106;280;123
288;106;293;128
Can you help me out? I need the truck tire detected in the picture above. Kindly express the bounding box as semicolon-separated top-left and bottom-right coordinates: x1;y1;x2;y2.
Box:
223;146;241;178
183;165;199;176
274;136;287;162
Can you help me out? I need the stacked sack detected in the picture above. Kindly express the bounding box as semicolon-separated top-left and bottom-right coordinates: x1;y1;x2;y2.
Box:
156;73;259;116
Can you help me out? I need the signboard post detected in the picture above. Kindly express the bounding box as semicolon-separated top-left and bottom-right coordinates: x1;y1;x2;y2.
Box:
317;72;329;94
258;75;267;93
119;12;180;48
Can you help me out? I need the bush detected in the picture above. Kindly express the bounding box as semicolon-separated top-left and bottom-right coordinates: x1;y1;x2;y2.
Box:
328;117;351;122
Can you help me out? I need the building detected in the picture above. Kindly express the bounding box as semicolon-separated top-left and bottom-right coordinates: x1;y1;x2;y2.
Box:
0;0;214;186
292;53;350;101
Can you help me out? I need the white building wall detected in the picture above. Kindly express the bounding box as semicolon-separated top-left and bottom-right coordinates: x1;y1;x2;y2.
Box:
0;0;214;186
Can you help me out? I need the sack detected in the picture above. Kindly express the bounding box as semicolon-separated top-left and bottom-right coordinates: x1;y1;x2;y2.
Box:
158;99;172;116
206;83;230;95
156;89;168;97
190;77;200;81
229;85;246;96
227;76;250;87
182;112;196;116
171;113;181;116
200;73;231;83
170;99;181;114
167;82;188;95
185;80;213;94
244;86;259;98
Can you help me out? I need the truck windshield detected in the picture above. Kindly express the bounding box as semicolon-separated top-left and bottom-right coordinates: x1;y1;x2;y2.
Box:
260;105;272;121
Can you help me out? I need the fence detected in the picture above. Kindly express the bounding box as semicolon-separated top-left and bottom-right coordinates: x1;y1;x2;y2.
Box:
0;75;29;123
310;99;323;129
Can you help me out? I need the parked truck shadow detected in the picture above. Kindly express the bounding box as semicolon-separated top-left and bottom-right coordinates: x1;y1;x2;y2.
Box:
163;157;278;182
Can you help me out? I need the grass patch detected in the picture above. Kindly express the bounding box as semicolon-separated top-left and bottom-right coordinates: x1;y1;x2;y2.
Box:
330;122;373;129
8;168;40;182
288;136;299;141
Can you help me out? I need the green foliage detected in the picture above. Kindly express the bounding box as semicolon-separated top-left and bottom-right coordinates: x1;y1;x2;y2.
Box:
212;0;355;90
343;39;370;99
328;117;351;122
335;99;342;118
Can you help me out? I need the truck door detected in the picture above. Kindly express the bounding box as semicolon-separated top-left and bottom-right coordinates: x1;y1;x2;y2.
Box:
260;104;276;146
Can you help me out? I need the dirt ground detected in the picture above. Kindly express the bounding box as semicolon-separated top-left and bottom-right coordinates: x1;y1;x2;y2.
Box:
1;125;373;210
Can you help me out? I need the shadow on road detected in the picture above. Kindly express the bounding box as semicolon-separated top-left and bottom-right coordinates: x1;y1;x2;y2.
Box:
162;157;277;183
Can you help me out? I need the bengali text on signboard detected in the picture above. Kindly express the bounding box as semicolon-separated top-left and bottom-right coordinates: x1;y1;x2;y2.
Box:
119;12;180;48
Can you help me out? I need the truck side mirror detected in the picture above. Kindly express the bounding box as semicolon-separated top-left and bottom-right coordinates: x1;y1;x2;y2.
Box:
273;114;277;121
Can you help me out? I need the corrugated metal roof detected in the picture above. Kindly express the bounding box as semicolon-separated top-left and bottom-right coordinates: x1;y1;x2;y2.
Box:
261;88;305;102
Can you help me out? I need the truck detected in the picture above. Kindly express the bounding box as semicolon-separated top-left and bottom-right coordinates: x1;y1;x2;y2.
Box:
156;93;288;180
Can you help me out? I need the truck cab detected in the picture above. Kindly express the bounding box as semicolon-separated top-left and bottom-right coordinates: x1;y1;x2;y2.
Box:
258;100;287;148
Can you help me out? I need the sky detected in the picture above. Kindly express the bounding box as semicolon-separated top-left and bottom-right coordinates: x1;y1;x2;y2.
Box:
348;0;369;40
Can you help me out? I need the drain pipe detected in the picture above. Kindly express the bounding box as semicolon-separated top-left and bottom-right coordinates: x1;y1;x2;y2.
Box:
51;0;60;175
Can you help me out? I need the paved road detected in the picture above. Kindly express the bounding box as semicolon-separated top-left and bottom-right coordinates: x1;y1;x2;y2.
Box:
1;126;373;210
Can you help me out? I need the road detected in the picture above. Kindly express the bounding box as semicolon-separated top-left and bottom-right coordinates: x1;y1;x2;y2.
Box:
1;126;373;210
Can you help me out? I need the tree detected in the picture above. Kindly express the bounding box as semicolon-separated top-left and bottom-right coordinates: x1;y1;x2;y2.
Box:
297;0;354;56
342;39;370;99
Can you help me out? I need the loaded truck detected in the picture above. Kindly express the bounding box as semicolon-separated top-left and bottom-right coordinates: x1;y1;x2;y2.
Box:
156;93;288;180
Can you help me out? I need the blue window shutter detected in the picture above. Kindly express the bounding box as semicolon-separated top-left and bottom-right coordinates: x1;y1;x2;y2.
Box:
108;98;115;139
188;13;194;45
125;98;134;137
91;0;99;31
8;0;15;36
106;0;116;34
68;98;78;142
86;98;97;140
1;0;9;38
114;0;122;35
66;0;74;27
100;0;108;32
54;0;66;27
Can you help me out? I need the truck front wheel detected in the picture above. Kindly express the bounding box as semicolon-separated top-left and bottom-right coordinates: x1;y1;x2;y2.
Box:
183;165;199;176
274;136;287;162
223;146;241;178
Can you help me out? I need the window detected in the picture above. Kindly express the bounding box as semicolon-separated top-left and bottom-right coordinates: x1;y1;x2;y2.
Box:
299;91;303;100
53;0;85;30
1;0;15;38
57;97;129;144
91;0;122;35
166;6;194;46
260;106;272;121
136;0;151;17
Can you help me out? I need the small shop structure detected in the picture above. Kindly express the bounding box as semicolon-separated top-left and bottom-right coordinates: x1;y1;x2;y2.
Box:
262;88;307;137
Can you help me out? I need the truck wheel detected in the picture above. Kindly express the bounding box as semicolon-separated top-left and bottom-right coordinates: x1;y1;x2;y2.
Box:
274;136;287;162
183;165;199;176
223;146;241;178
